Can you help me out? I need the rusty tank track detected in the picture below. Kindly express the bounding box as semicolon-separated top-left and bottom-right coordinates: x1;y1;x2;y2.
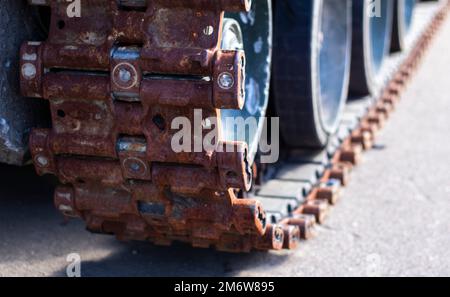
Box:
21;0;450;252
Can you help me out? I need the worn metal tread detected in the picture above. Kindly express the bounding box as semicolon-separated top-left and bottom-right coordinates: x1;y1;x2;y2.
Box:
19;0;449;252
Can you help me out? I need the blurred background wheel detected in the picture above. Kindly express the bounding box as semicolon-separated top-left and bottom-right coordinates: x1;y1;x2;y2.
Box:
349;0;394;97
272;0;353;148
391;0;417;52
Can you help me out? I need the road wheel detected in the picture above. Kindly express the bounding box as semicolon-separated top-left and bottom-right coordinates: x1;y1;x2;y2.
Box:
391;0;417;52
272;0;352;148
221;0;273;164
350;0;394;97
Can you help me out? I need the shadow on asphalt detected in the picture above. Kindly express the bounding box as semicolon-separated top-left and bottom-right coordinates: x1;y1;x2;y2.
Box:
0;164;291;276
0;163;56;199
56;242;291;277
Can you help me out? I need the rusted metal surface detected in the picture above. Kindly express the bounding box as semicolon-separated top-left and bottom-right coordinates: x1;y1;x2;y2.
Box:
21;0;450;252
0;1;50;165
22;0;274;253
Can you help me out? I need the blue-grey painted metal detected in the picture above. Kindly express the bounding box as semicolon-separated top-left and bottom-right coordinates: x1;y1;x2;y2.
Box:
222;0;273;163
392;0;417;51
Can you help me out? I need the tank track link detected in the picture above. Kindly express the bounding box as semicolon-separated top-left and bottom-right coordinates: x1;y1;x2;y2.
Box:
20;0;450;252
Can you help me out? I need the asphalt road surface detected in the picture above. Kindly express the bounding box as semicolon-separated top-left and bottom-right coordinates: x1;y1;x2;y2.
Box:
1;15;450;278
